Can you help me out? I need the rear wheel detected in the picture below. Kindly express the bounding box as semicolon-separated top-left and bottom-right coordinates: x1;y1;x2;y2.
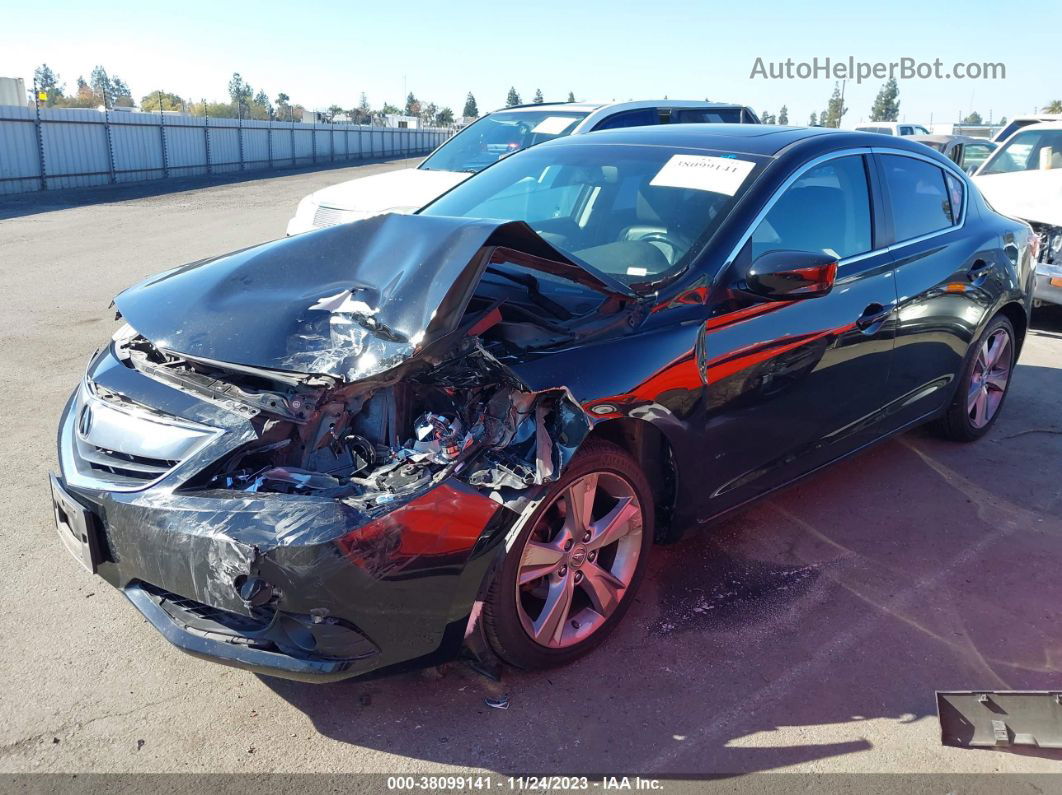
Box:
483;440;653;669
934;314;1016;442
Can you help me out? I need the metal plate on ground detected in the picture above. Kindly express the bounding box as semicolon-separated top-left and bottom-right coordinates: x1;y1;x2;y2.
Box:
938;690;1062;748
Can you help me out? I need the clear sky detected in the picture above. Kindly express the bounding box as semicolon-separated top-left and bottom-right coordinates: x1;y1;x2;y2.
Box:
2;0;1058;124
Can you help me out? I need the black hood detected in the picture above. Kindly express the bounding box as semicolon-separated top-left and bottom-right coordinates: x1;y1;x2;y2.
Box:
114;214;634;382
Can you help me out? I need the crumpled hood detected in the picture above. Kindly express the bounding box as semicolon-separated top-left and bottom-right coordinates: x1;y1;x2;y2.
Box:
115;213;634;382
973;169;1062;226
311;168;471;215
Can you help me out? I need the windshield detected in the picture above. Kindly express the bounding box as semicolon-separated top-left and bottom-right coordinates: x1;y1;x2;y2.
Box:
420;143;768;290
980;128;1062;175
420;110;590;173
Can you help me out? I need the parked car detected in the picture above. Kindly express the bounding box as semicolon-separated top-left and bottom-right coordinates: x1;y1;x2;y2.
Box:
910;134;996;174
54;125;1033;681
992;114;1062;143
285;100;759;235
973;122;1062;307
852;122;930;136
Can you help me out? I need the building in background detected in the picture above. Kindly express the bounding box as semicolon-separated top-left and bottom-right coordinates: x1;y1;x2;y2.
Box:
384;114;419;129
0;77;27;108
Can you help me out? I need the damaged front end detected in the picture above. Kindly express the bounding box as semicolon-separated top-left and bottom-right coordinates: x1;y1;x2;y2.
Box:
54;214;637;681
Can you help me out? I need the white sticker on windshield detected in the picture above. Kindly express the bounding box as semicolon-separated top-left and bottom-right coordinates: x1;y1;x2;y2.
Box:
650;154;756;196
531;116;577;135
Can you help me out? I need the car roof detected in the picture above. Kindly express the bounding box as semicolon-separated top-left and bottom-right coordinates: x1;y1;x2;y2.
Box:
853;121;926;127
1009;114;1062;122
487;99;752;115
1012;121;1062;131
910;134;993;145
532;123;941;158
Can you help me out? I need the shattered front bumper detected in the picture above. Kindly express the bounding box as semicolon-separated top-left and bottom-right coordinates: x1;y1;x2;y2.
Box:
52;347;518;682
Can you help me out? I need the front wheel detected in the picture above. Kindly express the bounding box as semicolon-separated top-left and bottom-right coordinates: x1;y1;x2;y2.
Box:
483;440;653;670
934;314;1016;442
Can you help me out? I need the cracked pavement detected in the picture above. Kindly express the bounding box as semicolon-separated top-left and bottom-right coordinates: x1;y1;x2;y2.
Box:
2;160;1061;775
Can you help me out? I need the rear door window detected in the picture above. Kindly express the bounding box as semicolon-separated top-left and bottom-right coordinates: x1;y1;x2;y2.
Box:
879;154;955;241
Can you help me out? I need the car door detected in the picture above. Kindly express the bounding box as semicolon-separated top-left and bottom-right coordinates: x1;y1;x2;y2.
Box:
699;153;899;516
872;150;1000;432
960;141;995;173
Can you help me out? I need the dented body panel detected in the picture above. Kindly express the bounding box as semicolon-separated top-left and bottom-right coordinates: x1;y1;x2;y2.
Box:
114;214;633;383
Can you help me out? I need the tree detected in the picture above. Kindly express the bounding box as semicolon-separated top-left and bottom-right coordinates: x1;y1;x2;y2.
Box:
33;64;64;105
420;102;438;125
869;78;900;122
998;115;1008;126
228;72;253;116
822;82;847;128
760;109;769;123
567;91;576;102
778;105;789;125
110;75;133;107
506;87;521;107
326;104;344;122
350;92;372;124
275;92;293;120
140;91;185;112
463;92;478;118
90;65;112;107
405;92;421;117
962;110;983;124
254;90;273;120
809;111;818;126
1044;100;1062;113
436;107;455;126
533;88;544;104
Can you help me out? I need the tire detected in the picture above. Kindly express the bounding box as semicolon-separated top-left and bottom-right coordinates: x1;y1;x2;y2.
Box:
933;314;1016;442
483;439;654;670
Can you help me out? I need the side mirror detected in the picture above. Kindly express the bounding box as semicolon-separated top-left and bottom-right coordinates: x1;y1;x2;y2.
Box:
743;250;838;300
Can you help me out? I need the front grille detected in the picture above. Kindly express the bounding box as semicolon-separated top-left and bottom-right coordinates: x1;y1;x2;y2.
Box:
312;205;357;229
1030;222;1060;266
62;381;220;491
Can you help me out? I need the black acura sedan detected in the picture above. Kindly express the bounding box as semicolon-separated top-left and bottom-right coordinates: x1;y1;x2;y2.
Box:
52;125;1035;681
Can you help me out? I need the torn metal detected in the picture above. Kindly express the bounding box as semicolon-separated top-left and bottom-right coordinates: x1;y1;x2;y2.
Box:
113;213;634;383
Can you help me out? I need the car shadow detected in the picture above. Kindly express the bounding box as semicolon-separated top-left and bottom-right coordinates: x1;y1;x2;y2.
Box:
262;353;1062;775
0;155;419;221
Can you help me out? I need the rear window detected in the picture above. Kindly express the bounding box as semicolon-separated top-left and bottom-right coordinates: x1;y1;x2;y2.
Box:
880;155;955;241
592;108;660;131
672;108;745;124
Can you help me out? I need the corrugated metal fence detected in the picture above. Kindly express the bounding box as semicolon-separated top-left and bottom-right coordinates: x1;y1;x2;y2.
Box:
0;106;454;195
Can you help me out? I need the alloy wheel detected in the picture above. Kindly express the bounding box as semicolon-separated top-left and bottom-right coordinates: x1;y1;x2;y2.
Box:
515;472;644;649
967;327;1013;429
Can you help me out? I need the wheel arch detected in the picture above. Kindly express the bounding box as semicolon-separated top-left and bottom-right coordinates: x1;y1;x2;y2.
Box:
996;300;1028;356
584;417;679;543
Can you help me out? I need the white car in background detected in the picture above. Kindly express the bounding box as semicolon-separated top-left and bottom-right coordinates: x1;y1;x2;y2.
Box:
991;114;1062;143
973;122;1062;307
285;100;759;235
852;121;930;136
